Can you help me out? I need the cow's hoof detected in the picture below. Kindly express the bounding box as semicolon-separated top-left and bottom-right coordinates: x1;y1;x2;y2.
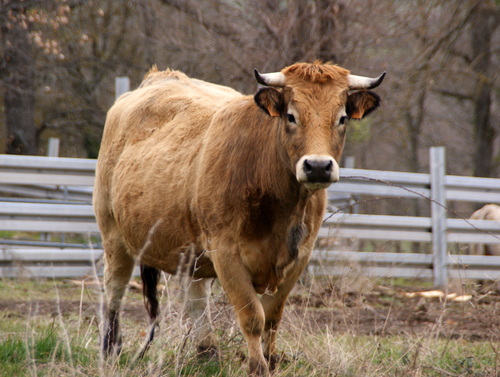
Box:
249;357;269;376
197;345;219;360
103;332;122;358
265;351;288;371
265;354;278;372
103;342;122;359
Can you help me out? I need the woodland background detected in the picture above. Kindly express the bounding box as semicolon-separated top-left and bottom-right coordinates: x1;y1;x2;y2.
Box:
0;0;498;186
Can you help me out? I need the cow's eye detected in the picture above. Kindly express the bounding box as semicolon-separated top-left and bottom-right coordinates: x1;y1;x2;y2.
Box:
339;116;348;125
287;113;296;124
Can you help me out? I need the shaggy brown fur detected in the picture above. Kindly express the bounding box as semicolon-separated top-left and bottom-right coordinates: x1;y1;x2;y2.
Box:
94;62;383;376
282;60;349;84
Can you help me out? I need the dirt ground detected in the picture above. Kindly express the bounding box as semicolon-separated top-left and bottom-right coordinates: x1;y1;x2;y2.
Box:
1;277;499;343
287;282;500;342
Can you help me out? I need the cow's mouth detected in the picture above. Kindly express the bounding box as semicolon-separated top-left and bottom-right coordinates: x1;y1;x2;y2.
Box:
302;181;333;191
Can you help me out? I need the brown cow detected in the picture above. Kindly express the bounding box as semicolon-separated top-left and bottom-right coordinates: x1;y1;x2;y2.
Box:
93;61;385;376
470;204;500;256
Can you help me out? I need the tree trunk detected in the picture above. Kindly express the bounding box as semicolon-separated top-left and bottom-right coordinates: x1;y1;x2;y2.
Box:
471;1;498;178
1;6;37;155
141;0;157;68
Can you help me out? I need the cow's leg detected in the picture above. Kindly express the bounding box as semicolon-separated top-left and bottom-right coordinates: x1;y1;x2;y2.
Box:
260;295;285;372
211;250;268;376
260;256;309;371
138;264;161;358
102;232;135;357
186;278;217;357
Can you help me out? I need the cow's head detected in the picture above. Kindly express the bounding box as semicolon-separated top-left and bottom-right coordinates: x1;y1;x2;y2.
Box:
254;62;385;191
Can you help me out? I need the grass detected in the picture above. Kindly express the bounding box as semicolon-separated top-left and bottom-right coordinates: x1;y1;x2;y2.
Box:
2;324;496;377
0;276;499;377
0;324;94;376
0;230;101;247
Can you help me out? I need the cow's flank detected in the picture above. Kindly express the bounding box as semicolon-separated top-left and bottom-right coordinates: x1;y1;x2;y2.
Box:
93;61;385;376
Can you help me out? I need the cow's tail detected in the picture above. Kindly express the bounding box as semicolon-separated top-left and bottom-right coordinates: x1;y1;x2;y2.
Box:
138;263;161;358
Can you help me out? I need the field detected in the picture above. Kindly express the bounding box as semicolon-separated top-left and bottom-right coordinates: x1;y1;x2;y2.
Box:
1;272;499;377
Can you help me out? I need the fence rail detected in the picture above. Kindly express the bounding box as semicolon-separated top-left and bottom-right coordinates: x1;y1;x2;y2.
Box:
0;248;103;278
319;214;500;244
1;147;500;286
0;202;97;233
309;251;500;281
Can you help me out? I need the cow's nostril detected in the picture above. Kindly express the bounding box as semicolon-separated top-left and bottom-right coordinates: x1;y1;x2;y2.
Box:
325;160;333;173
304;159;313;174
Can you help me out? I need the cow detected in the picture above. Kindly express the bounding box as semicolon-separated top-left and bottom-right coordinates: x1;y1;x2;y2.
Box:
469;204;500;256
93;61;385;376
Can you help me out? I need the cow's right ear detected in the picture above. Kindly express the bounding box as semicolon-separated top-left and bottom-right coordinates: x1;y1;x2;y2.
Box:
346;91;381;119
254;87;284;117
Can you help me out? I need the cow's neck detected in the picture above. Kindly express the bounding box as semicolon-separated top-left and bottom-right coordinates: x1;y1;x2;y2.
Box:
228;105;312;241
202;98;315;240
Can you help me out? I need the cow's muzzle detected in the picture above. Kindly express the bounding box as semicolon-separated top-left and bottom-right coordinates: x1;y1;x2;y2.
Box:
296;155;339;190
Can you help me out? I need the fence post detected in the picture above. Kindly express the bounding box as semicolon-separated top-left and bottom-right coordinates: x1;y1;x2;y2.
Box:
343;156;359;214
41;138;62;242
47;138;60;157
430;146;448;288
115;77;130;100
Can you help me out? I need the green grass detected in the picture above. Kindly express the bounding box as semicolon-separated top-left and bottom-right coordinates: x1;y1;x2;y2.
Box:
0;325;95;377
0;231;18;238
0;230;100;247
360;336;498;376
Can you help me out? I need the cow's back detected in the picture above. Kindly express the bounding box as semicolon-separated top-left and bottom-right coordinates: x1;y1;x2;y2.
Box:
94;69;241;265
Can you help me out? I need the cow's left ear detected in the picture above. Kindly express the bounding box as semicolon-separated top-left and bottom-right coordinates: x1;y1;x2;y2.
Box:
254;87;285;117
346;91;381;119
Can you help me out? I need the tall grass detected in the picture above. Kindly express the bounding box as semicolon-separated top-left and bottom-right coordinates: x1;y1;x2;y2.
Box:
0;273;499;377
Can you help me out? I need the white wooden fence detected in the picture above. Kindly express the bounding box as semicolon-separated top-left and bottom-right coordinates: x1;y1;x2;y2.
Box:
313;147;500;286
1;147;500;287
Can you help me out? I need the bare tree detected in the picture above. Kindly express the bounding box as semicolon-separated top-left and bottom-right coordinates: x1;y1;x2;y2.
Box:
343;0;498;178
0;0;40;154
1;0;496;173
157;0;347;91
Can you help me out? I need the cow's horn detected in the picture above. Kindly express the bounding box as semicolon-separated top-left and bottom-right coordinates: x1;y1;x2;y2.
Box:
348;71;386;90
254;69;286;87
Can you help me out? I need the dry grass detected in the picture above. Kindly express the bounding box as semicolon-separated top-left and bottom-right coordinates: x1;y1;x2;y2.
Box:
0;272;499;377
